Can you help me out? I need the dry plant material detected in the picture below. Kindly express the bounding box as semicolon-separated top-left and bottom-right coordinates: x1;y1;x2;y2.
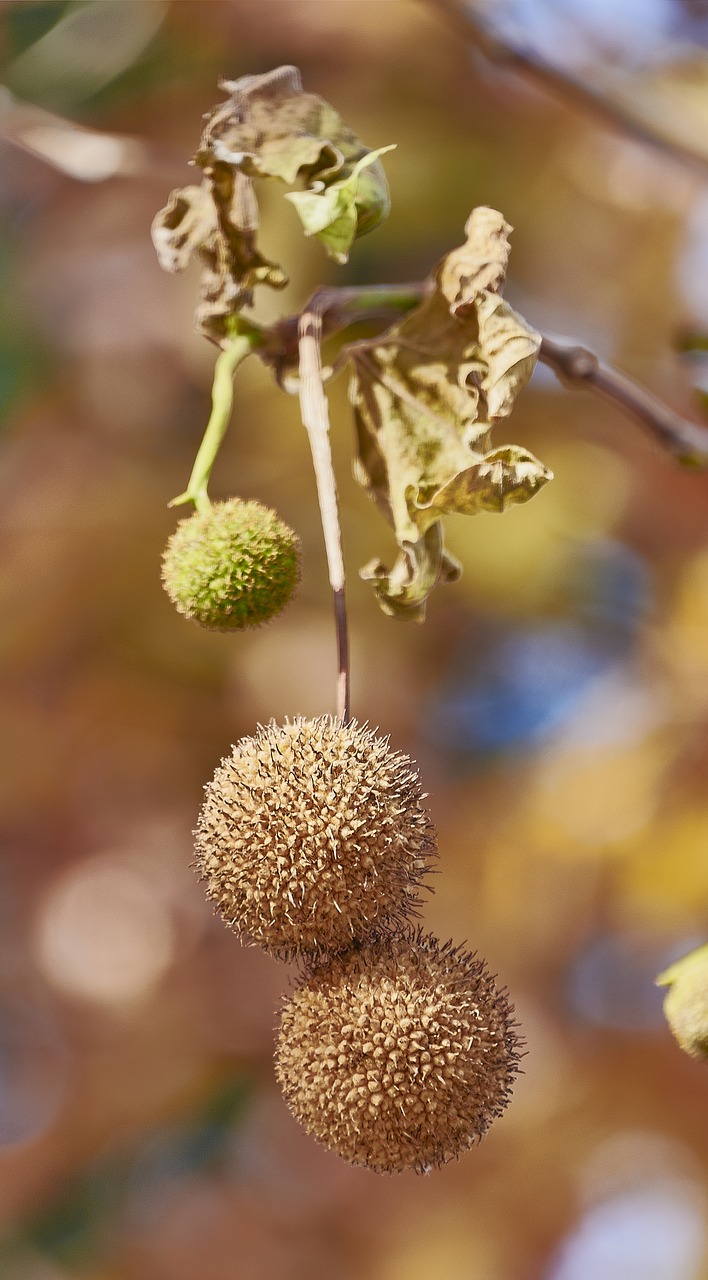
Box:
276;931;522;1173
144;52;708;1174
148;67;555;1173
195;717;437;960
151;66;392;344
349;206;551;621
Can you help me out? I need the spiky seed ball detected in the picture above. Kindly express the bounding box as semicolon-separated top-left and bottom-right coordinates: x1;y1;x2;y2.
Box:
162;498;300;630
275;931;521;1173
657;944;708;1060
194;716;437;960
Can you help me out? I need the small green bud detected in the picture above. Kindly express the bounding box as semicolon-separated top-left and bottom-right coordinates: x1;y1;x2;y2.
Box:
656;944;708;1060
286;145;396;265
162;498;300;630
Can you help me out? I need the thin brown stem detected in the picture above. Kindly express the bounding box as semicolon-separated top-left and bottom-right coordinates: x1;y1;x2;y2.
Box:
297;307;351;721
539;335;708;467
426;0;708;177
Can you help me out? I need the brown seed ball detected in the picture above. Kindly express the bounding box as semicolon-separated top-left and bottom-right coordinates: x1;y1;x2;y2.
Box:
275;931;522;1173
194;717;437;960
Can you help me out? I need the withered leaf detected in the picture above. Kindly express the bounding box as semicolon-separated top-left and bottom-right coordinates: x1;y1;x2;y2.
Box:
349;207;551;621
440;207;512;315
200;66;358;185
476;291;542;420
151;184;212;274
360;524;462;624
199;67;392;263
425;444;551;516
151;169;287;346
152;67;394;340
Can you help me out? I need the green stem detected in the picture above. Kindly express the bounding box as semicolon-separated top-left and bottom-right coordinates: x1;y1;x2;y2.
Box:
170;326;262;512
325;283;427;319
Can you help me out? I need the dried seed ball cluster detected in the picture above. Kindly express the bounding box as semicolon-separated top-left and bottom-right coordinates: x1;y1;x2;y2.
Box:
162;498;300;631
195;717;437;960
276;931;521;1173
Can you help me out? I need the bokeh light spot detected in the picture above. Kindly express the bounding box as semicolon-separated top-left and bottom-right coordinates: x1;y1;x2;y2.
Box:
34;855;175;1007
547;1181;706;1280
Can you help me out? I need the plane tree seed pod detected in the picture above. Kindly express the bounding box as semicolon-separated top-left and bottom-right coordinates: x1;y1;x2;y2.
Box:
275;930;522;1173
162;498;300;630
194;717;437;960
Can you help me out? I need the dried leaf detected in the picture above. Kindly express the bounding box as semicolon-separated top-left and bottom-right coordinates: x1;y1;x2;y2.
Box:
151;184;213;274
360;525;461;624
199;67;392;262
151;171;287;345
440;207;511;315
152;66;393;340
200;66;360;185
349;207;551;620
657;943;708;1060
477;291;543;420
424;445;552;518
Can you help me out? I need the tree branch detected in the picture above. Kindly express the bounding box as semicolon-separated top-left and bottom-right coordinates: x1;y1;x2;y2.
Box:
267;283;430;378
425;0;708;177
297;307;351;722
265;284;708;470
539;335;708;467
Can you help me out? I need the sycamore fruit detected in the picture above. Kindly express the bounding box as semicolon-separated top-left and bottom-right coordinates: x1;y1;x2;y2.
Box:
275;930;521;1173
162;498;300;630
194;716;437;960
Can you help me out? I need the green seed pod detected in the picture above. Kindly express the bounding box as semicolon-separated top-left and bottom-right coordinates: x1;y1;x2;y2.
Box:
194;717;437;960
275;931;521;1173
657;944;708;1060
162;498;300;630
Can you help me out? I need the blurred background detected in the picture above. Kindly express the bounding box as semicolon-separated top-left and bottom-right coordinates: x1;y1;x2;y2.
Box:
3;1;708;1277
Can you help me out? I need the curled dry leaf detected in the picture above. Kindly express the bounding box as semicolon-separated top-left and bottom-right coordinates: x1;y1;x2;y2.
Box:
349;207;552;621
360;523;462;626
151;66;393;342
152;176;287;344
440;206;512;314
